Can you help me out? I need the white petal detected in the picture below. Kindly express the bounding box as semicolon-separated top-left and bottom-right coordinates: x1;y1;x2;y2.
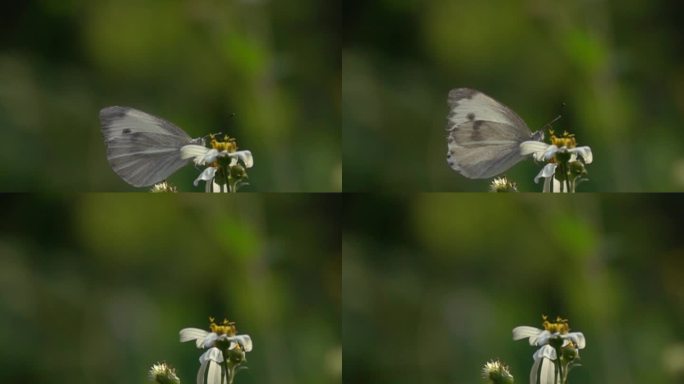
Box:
200;347;224;364
194;167;217;187
542;145;559;161
228;334;253;352
532;330;553;346
539;357;557;384
200;149;220;165
207;360;223;384
533;344;557;360
235;150;254;168
530;355;541;384
512;326;542;340
207;179;225;193
534;163;556;184
180;328;209;343
553;177;565;193
201;333;219;348
571;146;593;164
565;332;586;349
520;141;550;160
180;144;210;160
196;358;209;384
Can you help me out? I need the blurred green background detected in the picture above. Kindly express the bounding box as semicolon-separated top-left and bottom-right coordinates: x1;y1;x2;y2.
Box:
344;194;684;383
343;0;684;191
0;194;341;383
0;0;340;191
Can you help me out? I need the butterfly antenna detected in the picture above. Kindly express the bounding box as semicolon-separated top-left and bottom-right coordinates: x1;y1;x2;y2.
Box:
542;114;562;133
542;100;566;133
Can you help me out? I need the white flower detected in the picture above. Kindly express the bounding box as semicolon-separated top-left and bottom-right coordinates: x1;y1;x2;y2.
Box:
512;325;585;350
520;138;593;193
150;181;177;193
193;167;217;187
148;362;180;384
180;145;253;168
481;360;514;384
180;319;253;384
520;141;593;164
513;316;585;384
180;143;253;192
490;176;518;192
533;163;564;193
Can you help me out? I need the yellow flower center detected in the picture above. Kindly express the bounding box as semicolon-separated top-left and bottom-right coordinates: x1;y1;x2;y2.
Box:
549;131;577;149
209;316;238;336
542;314;570;334
210;134;238;153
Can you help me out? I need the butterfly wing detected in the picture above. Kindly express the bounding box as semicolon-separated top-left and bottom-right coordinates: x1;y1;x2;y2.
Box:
446;88;533;179
100;106;194;187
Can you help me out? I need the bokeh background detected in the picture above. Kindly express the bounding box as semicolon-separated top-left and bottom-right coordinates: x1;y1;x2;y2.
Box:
344;194;684;383
0;194;341;383
343;0;684;191
0;1;340;191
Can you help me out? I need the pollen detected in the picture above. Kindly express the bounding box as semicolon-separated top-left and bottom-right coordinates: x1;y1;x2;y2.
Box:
549;131;577;148
541;314;570;334
210;134;238;153
209;316;238;336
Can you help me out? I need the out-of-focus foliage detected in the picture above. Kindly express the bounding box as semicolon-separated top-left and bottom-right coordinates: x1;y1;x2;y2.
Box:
0;0;340;191
0;194;341;383
343;194;684;383
343;0;684;191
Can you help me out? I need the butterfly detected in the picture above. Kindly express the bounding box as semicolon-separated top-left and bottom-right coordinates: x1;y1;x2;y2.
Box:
99;106;204;187
446;88;544;179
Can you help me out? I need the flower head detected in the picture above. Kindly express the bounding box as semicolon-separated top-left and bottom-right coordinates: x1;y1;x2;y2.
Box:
490;177;518;192
148;362;180;384
520;131;592;193
180;134;253;193
150;181;178;193
513;315;585;384
481;360;515;384
180;317;253;384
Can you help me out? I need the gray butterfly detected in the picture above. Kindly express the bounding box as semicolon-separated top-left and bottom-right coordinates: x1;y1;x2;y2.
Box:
100;106;204;187
446;88;544;179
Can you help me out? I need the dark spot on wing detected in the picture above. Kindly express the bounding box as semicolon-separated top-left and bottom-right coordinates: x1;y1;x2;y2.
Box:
448;88;479;107
467;112;475;121
449;88;478;100
470;130;484;141
100;106;129;120
470;122;485;141
122;128;131;134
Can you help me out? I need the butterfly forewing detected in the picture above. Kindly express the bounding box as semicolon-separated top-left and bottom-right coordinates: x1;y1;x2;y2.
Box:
446;88;535;179
100;106;191;141
447;88;529;130
99;106;195;187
